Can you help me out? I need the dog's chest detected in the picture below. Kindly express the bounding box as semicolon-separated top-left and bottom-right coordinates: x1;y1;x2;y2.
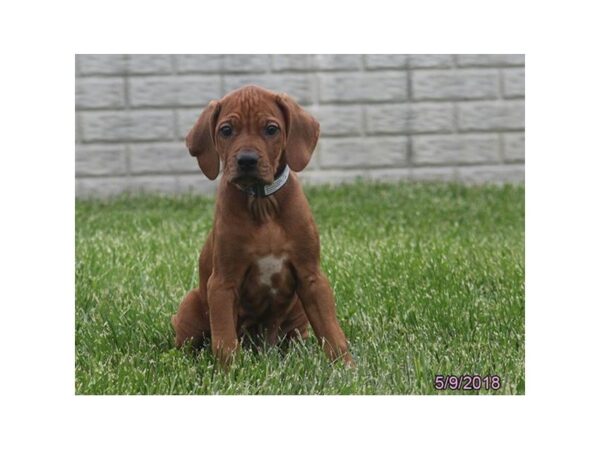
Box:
240;253;296;318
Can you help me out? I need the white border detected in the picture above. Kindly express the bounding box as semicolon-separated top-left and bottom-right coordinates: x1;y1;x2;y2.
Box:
2;0;600;448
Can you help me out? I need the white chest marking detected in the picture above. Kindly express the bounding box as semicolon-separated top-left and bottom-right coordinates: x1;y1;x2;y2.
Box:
256;255;285;292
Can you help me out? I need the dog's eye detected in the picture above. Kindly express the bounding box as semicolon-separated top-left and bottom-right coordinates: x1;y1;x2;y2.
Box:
219;125;233;137
265;124;279;136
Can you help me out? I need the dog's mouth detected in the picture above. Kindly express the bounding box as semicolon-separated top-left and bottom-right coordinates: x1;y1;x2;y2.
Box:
230;172;274;189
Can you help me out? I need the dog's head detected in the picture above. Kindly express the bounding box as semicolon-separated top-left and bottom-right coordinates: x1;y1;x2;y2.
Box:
186;85;319;187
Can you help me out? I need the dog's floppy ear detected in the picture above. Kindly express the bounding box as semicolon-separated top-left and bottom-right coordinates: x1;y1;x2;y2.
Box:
186;100;221;180
276;94;320;172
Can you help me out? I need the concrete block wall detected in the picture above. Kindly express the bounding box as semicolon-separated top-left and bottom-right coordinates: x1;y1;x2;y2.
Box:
75;54;524;197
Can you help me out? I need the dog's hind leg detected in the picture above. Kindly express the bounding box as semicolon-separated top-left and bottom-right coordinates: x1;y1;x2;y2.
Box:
281;297;309;341
171;288;210;348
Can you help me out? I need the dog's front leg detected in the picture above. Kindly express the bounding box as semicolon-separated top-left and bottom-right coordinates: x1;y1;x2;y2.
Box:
207;275;239;367
296;269;353;366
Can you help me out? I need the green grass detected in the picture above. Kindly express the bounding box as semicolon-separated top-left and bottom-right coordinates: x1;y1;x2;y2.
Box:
75;182;524;395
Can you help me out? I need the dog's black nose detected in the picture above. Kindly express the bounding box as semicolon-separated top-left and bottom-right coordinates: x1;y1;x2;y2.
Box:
236;150;259;170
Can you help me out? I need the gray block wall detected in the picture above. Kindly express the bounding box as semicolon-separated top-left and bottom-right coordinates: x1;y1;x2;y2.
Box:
75;54;524;197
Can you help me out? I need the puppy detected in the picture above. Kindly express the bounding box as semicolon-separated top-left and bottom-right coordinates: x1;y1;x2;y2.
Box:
171;85;352;367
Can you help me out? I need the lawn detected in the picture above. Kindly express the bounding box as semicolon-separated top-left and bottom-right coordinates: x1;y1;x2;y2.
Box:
75;182;525;395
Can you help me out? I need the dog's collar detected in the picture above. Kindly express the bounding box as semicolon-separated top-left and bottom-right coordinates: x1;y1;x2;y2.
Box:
239;165;290;198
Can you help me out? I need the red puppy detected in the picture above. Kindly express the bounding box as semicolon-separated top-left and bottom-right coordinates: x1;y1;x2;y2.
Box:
171;85;352;367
